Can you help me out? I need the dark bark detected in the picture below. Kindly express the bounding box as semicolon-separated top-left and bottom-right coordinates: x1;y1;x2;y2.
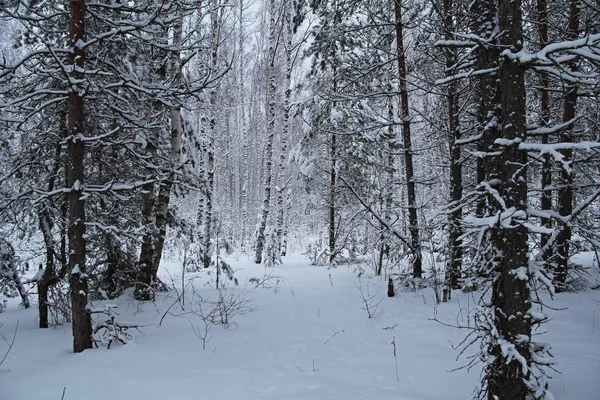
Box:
486;0;531;397
38;127;64;328
472;0;501;217
68;0;92;353
442;0;462;302
538;0;552;253
394;0;422;278
554;0;579;291
328;121;336;264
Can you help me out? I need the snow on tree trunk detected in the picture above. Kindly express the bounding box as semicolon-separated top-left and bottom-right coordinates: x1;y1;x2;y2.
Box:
442;0;462;302
68;0;92;353
203;3;221;269
472;0;501;218
393;0;422;278
276;2;293;257
554;0;579;291
254;0;277;264
151;15;184;280
483;1;535;397
38;129;65;328
537;0;553;254
0;237;30;310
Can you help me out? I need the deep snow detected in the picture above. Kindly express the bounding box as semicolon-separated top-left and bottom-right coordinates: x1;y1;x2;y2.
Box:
1;254;599;400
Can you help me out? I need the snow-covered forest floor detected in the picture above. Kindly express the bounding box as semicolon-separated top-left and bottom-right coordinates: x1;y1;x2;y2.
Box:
1;254;599;400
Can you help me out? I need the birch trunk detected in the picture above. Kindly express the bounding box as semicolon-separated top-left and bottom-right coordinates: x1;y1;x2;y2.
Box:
276;1;293;256
254;0;277;264
203;2;221;268
151;15;184;280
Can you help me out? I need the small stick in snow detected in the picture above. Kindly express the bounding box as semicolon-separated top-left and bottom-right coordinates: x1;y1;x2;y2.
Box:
391;336;399;382
0;319;18;367
382;324;399;331
61;387;66;400
324;329;345;345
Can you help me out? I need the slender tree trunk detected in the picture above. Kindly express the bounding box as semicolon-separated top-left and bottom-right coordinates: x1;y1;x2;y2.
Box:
554;0;579;291
38;124;65;328
254;0;277;264
239;6;249;250
135;137;157;298
151;15;184;280
443;0;462;302
276;3;293;256
486;0;531;397
68;0;92;353
393;0;422;278
196;131;206;245
203;3;221;268
538;0;552;253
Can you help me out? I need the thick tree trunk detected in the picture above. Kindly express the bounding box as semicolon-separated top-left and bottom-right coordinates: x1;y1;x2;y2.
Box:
393;0;422;278
554;0;579;291
68;0;92;353
472;0;501;217
254;0;277;264
486;0;531;397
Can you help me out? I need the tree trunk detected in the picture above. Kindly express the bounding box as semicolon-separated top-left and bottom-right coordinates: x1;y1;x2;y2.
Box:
554;0;579;291
328;109;336;264
254;0;277;264
486;0;531;397
151;15;184;280
472;0;501;217
393;0;422;278
537;0;552;253
442;0;462;302
68;0;92;353
276;3;293;256
38;126;64;328
135;137;157;299
203;3;221;268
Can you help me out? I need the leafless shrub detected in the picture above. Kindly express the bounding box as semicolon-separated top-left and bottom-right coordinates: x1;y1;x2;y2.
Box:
91;305;141;349
48;281;72;326
0;320;18;368
356;282;383;319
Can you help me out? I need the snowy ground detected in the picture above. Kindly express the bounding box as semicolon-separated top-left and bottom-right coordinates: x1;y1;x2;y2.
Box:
1;254;599;400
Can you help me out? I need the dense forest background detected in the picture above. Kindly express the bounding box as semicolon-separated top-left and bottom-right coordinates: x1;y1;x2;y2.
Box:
1;1;599;399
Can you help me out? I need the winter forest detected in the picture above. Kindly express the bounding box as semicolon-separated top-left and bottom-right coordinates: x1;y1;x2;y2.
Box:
0;0;599;399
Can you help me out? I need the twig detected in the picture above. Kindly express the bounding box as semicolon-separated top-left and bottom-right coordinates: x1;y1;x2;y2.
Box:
391;336;399;382
61;387;66;400
324;329;345;345
382;324;399;331
0;319;18;367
